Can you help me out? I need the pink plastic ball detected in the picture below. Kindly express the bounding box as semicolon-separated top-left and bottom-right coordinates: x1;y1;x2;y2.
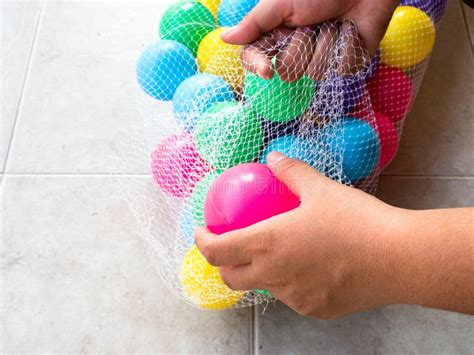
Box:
372;112;399;169
204;163;300;234
151;133;211;198
367;64;413;124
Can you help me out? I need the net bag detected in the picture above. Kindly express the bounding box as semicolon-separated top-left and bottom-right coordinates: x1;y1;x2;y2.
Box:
125;0;445;309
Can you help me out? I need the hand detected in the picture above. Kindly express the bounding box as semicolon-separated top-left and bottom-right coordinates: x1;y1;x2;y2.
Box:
195;152;474;318
221;0;400;82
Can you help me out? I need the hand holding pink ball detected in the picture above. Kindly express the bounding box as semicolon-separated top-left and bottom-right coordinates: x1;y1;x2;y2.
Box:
204;163;300;235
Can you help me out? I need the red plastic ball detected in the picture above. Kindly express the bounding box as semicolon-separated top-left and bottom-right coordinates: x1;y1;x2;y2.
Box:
367;64;413;124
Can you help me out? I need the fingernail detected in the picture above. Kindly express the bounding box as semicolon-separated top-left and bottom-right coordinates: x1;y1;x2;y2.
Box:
221;26;236;38
267;151;287;164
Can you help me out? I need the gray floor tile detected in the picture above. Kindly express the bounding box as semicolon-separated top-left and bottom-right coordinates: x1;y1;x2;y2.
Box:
6;1;176;174
256;303;474;354
385;0;474;176
256;177;474;353
1;176;251;353
1;0;42;172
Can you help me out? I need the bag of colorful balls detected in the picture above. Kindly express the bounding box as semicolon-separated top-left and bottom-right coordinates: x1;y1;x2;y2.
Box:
128;0;446;309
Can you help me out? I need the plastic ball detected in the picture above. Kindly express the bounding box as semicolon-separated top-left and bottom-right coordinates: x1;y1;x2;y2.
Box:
199;0;221;19
372;112;399;169
260;135;319;168
354;111;400;170
367;64;413;124
191;170;221;226
136;40;197;101
218;0;259;27
204;163;300;234
325;117;381;182
151;133;211;198
244;70;316;123
180;245;244;309
197;28;244;91
380;6;435;69
159;0;215;56
173;74;235;131
262;118;299;144
311;75;367;117
195;101;264;169
179;201;196;246
400;0;446;23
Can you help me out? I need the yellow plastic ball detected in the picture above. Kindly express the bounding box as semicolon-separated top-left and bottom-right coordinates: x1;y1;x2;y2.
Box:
180;245;244;310
199;0;221;19
380;6;435;69
197;28;244;91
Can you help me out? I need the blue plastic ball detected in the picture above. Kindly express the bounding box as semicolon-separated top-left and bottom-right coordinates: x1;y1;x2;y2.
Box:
400;0;446;23
173;74;235;131
218;0;259;27
136;40;197;101
260;134;320;168
179;201;196;246
325;117;381;182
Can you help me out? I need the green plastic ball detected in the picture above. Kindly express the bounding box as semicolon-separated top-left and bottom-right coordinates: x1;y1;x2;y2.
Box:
244;71;316;123
159;0;216;56
195;101;264;169
191;170;221;226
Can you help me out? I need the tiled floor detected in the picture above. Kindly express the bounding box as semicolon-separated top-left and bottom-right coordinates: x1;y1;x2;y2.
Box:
1;0;473;353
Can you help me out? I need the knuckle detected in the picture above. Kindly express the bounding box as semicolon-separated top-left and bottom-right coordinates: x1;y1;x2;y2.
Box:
200;242;218;266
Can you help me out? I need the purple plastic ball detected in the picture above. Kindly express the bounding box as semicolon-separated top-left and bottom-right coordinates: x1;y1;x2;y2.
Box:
310;75;367;117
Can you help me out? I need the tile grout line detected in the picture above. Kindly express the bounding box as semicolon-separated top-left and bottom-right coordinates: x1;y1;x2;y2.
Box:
460;0;474;54
252;306;259;355
2;0;45;173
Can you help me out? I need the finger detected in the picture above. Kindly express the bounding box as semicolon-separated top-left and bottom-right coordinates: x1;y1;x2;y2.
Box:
337;20;369;77
266;151;321;198
194;226;254;267
306;22;339;81
219;264;260;291
241;45;274;79
275;26;317;83
220;0;287;45
349;3;398;57
241;26;295;79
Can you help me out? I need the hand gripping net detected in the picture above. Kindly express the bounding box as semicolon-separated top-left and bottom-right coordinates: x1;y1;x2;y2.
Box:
122;0;444;309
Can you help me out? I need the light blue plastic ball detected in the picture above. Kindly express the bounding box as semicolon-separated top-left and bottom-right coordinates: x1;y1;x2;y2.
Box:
179;201;196;247
136;40;197;101
173;74;235;131
326;117;381;182
218;0;259;27
260;135;320;168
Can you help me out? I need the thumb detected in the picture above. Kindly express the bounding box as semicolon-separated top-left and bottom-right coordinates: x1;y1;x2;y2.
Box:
220;0;286;45
266;151;321;199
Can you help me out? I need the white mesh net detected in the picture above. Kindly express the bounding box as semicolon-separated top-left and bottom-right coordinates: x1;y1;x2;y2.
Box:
122;0;445;310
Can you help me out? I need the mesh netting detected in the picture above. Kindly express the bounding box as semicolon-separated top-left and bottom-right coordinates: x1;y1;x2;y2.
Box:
122;0;444;310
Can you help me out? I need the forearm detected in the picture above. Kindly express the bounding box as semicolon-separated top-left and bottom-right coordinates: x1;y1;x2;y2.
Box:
380;207;474;313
